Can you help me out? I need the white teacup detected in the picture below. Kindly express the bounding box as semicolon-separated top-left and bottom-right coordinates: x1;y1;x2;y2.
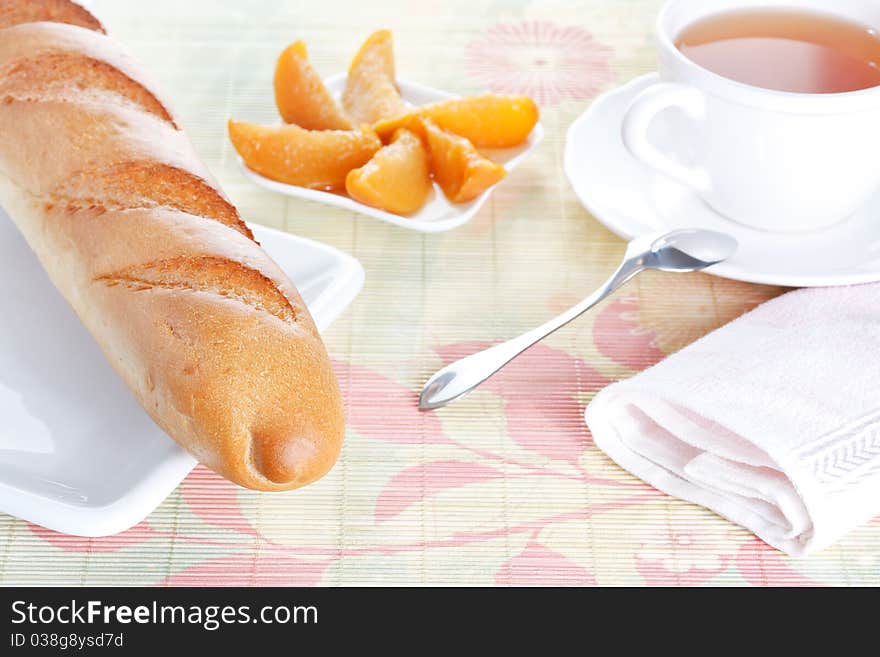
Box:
622;0;880;232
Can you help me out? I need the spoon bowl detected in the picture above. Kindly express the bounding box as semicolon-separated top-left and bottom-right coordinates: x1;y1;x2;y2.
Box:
648;229;739;272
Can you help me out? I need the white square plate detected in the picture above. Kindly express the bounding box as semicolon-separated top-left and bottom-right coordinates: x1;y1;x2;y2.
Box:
239;74;544;233
0;212;364;536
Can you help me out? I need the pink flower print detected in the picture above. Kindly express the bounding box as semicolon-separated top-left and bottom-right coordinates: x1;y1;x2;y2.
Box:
593;296;665;371
333;360;451;446
29;521;156;553
162;553;329;587
181;465;258;537
374;460;504;523
735;538;820;586
636;529;736;585
495;540;596;585
466;20;615;105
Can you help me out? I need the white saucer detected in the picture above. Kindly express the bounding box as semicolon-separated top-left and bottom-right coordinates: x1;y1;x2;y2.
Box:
239;74;544;233
0;214;364;536
564;73;880;287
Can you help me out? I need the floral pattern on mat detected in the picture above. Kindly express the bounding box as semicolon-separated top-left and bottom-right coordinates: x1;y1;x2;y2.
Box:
466;20;615;105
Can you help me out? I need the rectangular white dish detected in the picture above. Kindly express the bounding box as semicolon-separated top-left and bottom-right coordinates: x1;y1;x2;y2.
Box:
240;75;544;233
0;212;363;536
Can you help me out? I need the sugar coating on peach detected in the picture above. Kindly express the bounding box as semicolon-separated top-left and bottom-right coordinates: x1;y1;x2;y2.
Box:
345;128;431;215
274;41;352;130
375;95;539;148
422;119;506;203
228;119;381;191
342;30;407;125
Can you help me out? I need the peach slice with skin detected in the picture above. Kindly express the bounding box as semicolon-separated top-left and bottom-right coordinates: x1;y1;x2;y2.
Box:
345;128;431;215
274;41;352;130
374;95;539;148
228;119;381;191
342;29;407;125
422;119;506;203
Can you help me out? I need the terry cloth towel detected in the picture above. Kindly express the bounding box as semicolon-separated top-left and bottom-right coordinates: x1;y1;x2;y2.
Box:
586;284;880;556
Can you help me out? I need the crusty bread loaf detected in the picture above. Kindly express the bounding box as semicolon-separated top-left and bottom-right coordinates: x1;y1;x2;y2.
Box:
0;2;345;491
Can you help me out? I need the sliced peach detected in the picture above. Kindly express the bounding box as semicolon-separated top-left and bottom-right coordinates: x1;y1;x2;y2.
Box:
422;119;506;203
375;95;539;148
274;41;352;130
342;30;406;125
228;119;381;191
345;129;431;215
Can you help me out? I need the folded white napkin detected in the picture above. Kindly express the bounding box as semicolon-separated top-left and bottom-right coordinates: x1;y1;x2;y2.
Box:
586;284;880;556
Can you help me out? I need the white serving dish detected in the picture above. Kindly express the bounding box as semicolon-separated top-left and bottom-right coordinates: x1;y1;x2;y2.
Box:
239;74;544;233
0;213;363;536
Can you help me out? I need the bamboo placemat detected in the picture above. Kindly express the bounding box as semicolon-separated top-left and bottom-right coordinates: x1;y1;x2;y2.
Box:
1;0;878;586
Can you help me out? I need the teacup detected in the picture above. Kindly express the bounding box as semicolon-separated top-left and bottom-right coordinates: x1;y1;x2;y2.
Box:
622;0;880;232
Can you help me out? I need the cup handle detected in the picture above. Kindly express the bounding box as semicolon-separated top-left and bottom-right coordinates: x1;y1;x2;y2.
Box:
621;82;711;193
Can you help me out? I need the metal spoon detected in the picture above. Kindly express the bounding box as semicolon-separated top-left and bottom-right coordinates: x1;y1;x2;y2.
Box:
419;229;737;411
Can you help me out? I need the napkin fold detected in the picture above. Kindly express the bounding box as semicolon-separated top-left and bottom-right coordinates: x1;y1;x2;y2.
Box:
586;284;880;556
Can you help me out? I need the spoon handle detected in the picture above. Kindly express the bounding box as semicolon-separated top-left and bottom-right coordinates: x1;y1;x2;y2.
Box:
419;257;644;410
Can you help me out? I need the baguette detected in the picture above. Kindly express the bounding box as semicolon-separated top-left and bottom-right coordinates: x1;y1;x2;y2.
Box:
0;2;345;491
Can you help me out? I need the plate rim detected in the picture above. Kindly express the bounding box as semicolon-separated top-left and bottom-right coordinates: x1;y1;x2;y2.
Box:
237;76;545;234
564;72;880;288
0;223;364;537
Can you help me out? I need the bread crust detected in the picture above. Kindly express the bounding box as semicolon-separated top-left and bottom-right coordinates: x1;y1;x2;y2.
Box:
0;19;345;490
0;0;104;33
